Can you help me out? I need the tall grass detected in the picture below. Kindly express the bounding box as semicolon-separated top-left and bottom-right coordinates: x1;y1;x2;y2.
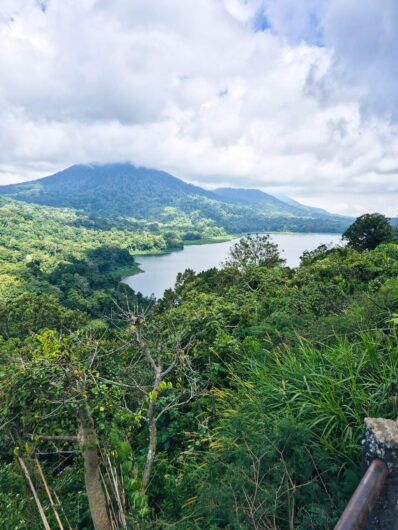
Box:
234;329;398;466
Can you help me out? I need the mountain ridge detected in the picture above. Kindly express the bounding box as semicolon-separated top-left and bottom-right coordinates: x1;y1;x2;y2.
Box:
212;187;337;218
0;163;351;233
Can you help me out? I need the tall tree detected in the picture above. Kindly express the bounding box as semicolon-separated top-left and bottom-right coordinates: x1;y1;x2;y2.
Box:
1;331;113;530
343;213;393;251
120;305;199;496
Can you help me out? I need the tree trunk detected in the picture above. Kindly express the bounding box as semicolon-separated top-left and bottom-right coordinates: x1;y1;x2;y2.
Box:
78;401;111;530
140;397;157;495
141;368;162;495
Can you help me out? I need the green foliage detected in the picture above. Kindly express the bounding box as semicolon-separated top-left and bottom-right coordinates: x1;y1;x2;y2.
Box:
225;234;286;270
146;240;398;527
343;213;393;251
190;329;398;529
0;292;82;338
244;333;398;460
0;464;31;530
300;243;335;266
194;416;344;529
1;200;398;529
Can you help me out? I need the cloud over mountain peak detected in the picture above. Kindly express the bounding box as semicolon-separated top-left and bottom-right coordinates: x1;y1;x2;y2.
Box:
0;0;397;216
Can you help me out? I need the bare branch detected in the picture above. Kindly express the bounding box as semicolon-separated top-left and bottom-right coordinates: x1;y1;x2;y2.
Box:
134;325;157;372
35;457;65;530
17;456;52;530
160;359;177;378
32;435;78;443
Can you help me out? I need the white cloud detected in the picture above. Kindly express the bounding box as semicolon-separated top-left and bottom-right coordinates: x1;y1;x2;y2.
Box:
0;0;397;216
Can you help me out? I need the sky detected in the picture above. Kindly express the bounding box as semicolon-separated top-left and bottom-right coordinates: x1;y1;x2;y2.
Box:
0;0;397;216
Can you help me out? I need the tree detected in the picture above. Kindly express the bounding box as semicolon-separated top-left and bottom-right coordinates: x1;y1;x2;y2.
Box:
343;213;393;251
119;304;200;496
225;234;285;271
1;331;114;530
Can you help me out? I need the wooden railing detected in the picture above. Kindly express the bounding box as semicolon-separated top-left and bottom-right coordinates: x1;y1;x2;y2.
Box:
333;417;398;530
334;459;389;530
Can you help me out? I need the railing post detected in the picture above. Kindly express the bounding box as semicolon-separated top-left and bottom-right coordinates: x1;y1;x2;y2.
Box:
363;417;398;530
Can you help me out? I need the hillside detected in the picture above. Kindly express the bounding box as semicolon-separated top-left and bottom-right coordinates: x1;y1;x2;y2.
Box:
273;193;339;217
0;163;350;233
1;204;398;528
0;164;213;218
213;187;301;214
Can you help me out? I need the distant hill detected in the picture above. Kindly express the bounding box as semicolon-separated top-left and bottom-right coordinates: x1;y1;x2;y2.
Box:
213;188;299;215
0;163;351;233
272;194;338;217
213;188;338;218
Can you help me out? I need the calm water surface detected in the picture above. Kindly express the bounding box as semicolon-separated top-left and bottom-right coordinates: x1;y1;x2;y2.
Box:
122;233;342;298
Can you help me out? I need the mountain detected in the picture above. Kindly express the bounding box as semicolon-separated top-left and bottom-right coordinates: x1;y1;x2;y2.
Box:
0;163;350;233
272;194;331;216
213;188;338;218
212;188;300;215
0;163;215;218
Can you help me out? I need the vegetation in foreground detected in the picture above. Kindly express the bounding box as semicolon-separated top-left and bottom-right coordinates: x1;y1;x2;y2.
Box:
0;204;398;529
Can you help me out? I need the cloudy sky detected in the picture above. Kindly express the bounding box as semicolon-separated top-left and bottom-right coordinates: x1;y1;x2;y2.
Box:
0;0;397;215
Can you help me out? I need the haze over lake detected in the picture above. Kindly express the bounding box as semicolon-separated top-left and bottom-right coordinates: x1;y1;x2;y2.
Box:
123;233;342;298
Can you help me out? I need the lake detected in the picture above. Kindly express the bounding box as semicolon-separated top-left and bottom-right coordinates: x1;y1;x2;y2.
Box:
122;233;342;298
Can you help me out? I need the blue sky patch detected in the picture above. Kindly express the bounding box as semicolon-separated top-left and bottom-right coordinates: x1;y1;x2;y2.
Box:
36;1;47;13
253;10;270;32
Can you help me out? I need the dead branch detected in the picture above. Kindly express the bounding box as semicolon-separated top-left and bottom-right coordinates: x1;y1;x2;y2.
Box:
18;456;51;530
35;457;65;530
32;435;79;443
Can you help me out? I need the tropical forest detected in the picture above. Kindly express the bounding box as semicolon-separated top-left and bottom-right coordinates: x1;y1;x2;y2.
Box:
1;2;398;528
1;165;398;529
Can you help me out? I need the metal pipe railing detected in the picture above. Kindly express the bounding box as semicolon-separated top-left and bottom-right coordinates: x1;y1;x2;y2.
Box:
334;459;389;530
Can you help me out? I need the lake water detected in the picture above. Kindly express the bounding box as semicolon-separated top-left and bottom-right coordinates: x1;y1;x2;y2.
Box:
122;233;342;298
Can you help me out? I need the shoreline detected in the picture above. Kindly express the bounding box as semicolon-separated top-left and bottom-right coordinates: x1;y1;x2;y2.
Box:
121;231;343;285
131;230;343;257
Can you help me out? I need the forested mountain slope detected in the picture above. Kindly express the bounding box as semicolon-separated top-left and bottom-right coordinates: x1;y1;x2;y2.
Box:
0;163;350;233
1;202;398;528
